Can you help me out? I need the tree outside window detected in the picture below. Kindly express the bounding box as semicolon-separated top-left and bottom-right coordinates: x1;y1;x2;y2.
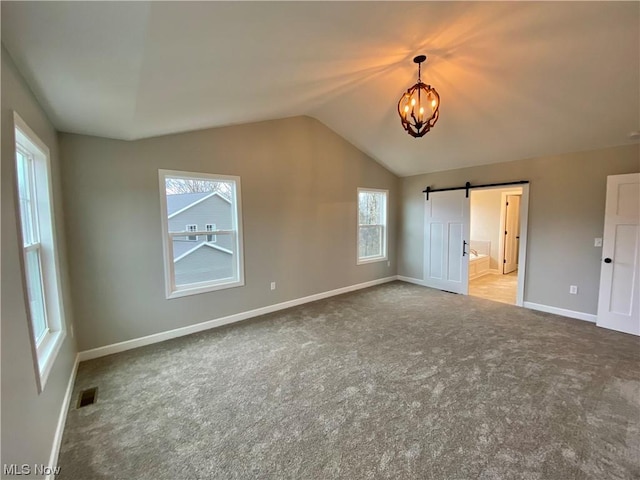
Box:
358;189;388;263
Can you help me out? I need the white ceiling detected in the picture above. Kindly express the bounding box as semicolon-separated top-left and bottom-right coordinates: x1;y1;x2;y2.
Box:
2;2;639;176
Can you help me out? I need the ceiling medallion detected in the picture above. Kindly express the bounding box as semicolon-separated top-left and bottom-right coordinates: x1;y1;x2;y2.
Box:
397;55;440;138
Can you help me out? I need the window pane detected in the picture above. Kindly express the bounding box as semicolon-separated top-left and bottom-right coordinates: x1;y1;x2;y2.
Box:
358;189;387;262
173;234;236;287
206;224;217;243
163;171;241;295
358;191;384;225
165;177;233;199
359;225;382;258
186;224;198;241
16;150;36;245
25;248;48;344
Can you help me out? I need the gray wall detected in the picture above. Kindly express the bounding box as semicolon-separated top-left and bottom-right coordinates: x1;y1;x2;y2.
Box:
399;144;640;315
1;47;77;472
60;116;399;351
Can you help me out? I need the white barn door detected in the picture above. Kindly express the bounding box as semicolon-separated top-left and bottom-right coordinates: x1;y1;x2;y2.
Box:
424;190;470;294
597;173;640;336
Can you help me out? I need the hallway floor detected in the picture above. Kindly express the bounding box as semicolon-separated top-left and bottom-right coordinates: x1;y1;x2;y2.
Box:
469;271;518;305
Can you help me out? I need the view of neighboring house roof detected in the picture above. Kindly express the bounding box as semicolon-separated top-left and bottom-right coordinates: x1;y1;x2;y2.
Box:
167;191;234;261
172;241;200;260
166;191;232;217
173;241;233;262
166;192;212;216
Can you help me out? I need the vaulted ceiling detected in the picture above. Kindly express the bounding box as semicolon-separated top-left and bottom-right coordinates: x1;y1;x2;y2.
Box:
2;2;639;176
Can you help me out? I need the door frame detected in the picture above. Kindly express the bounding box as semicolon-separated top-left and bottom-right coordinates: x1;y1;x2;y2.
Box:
474;184;530;306
498;190;523;275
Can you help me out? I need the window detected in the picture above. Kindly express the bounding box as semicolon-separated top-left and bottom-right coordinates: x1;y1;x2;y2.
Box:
159;170;244;298
357;188;388;264
14;112;66;392
206;223;217;243
186;224;198;241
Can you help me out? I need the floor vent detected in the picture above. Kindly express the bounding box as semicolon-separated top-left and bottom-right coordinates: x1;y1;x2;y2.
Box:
77;387;98;408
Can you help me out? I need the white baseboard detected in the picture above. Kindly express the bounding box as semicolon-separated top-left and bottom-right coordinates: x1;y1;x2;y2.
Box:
397;279;596;323
397;275;429;287
48;353;79;480
78;276;397;362
523;302;597;323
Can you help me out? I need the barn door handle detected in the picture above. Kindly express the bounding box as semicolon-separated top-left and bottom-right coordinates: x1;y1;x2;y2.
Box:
604;258;612;264
463;240;468;256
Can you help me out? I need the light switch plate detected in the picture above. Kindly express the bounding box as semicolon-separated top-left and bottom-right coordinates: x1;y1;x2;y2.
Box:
594;238;603;247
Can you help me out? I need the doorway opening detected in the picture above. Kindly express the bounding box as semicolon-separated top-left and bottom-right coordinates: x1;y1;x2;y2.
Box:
469;186;523;305
421;181;529;304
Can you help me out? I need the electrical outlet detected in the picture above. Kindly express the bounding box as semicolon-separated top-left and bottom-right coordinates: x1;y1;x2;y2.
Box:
387;261;391;267
594;238;602;247
569;285;578;295
70;325;74;338
270;282;276;290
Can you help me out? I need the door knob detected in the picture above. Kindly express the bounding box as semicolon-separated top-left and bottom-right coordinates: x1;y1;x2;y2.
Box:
604;258;612;263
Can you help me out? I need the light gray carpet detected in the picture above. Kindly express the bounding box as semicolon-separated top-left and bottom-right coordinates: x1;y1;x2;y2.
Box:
58;281;640;479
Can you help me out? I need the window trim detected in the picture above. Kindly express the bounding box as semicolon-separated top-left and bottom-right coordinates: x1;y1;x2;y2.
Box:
13;111;67;393
159;169;245;299
357;187;389;265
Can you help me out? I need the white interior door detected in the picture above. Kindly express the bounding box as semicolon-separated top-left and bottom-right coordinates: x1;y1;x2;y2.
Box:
424;190;470;294
503;195;521;274
597;173;640;336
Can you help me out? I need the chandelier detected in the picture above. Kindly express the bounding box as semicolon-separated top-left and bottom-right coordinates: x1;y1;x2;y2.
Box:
397;55;440;138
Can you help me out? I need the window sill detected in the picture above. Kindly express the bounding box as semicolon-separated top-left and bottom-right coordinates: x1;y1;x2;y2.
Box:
357;255;388;265
36;329;66;393
167;279;244;299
